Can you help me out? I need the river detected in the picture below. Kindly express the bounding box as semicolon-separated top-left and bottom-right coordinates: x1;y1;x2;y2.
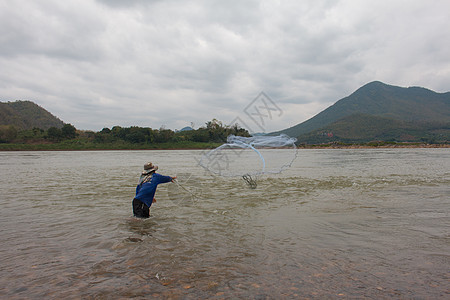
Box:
0;149;448;299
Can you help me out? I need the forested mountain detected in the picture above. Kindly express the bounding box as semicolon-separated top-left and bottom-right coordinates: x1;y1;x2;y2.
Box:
0;100;64;130
273;81;450;143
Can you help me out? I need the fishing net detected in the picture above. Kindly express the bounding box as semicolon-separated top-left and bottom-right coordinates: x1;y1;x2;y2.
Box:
242;174;258;189
167;173;201;205
199;134;297;186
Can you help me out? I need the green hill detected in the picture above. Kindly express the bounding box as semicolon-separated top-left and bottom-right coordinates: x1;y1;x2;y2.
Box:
0;100;64;130
273;81;450;143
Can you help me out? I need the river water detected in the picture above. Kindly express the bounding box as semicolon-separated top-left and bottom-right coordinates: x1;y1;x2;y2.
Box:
0;149;448;299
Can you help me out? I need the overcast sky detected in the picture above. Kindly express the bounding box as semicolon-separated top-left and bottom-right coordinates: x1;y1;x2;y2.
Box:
1;0;449;132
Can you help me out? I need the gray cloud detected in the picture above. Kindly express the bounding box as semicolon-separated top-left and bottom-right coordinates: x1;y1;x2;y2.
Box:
1;0;449;131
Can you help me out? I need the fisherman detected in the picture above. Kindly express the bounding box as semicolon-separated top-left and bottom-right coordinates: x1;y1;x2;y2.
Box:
132;162;176;218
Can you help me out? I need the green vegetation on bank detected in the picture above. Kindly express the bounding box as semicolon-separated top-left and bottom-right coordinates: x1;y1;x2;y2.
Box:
297;140;449;148
297;113;450;144
0;119;248;150
0;140;223;151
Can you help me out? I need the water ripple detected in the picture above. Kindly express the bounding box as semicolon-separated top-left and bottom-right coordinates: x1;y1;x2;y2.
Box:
0;149;449;298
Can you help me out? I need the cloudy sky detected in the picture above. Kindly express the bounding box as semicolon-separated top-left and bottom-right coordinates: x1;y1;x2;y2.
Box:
1;0;449;132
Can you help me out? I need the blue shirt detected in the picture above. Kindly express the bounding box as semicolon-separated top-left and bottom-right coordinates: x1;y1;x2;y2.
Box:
134;173;172;207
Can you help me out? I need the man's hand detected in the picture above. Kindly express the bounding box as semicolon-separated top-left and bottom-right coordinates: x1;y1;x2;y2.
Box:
171;176;177;182
153;198;156;203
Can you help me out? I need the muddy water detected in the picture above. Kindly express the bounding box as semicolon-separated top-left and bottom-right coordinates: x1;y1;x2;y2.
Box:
0;149;449;299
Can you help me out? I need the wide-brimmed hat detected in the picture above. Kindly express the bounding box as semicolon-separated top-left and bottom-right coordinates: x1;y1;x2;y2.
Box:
142;162;158;174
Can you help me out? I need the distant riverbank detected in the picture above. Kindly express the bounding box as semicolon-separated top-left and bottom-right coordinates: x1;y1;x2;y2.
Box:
298;142;450;149
0;141;222;151
0;140;448;151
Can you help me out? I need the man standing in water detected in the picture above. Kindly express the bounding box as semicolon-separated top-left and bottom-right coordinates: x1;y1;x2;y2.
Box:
132;162;176;218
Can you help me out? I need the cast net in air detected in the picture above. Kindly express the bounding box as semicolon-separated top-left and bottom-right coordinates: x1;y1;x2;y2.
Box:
199;134;297;188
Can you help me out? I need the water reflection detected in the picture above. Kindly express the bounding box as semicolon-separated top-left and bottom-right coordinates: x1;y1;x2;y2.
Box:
125;217;158;238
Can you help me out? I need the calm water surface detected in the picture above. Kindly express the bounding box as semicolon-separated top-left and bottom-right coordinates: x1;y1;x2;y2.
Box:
0;149;449;299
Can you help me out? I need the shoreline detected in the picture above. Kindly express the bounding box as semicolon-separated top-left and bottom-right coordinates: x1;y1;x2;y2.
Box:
0;143;448;151
297;143;450;149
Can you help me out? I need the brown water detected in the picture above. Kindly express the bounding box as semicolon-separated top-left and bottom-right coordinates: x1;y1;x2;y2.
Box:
0;149;449;299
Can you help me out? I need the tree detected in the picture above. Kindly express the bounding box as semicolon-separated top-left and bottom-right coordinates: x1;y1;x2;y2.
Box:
32;127;44;137
100;127;111;134
47;127;62;141
125;132;146;143
192;128;209;142
124;127;146;143
154;128;174;143
145;128;155;143
61;123;77;139
111;126;126;139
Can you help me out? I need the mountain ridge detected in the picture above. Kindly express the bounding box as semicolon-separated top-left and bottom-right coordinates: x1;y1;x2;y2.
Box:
0;100;65;130
272;81;450;142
